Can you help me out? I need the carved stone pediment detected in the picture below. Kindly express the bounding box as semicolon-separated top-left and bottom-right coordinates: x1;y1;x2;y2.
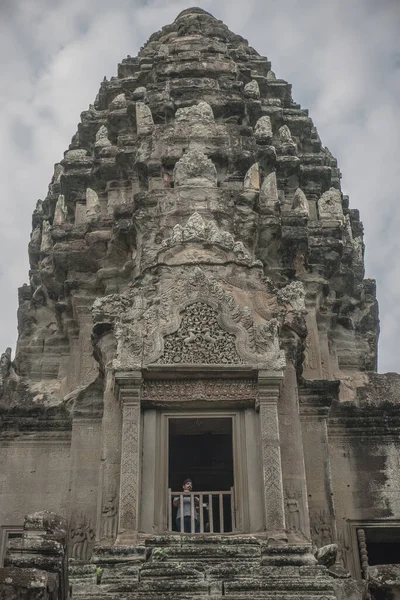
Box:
158;302;241;364
159;212;262;267
92;267;287;371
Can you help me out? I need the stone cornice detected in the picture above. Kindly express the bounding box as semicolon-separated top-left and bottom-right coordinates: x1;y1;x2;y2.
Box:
0;405;72;439
298;379;339;418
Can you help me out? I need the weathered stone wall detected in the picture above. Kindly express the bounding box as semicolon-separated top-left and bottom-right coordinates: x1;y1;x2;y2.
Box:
0;7;397;597
0;441;70;527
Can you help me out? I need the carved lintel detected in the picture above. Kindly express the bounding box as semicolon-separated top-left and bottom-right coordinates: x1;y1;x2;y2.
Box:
257;372;287;540
142;378;258;407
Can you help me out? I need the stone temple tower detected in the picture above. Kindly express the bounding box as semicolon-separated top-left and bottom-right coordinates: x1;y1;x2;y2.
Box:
1;7;400;600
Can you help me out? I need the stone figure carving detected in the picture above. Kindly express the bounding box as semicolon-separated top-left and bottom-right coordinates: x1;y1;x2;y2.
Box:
158;302;242;364
70;515;95;561
285;490;304;536
102;491;118;540
312;510;333;547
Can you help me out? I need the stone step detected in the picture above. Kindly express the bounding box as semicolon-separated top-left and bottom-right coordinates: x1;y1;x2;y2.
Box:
140;561;205;579
144;536;262;563
224;577;335;594
143;534;261;547
100;563;140;584
220;596;336;600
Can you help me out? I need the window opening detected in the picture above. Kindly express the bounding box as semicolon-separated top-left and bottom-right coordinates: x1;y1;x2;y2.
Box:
168;417;234;533
0;527;23;567
365;527;400;566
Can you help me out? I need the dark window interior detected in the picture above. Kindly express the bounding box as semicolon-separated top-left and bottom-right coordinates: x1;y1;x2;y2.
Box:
365;527;400;565
168;417;234;532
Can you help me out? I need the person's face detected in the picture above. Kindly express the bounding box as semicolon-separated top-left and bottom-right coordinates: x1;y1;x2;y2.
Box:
183;481;192;492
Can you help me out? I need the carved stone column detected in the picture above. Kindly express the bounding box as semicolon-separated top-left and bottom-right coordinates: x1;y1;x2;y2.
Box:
258;370;287;541
115;370;142;544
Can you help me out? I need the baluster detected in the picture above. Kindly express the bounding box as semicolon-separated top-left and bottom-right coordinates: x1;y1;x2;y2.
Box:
208;494;214;533
199;493;204;533
357;528;369;579
180;494;184;533
190;493;195;534
219;493;224;533
230;487;235;532
168;489;172;532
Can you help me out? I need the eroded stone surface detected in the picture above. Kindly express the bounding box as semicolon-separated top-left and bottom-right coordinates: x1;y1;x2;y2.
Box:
0;6;394;600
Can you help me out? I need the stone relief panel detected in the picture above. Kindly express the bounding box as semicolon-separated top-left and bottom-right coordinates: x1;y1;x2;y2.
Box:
101;487;118;540
142;378;258;403
92;267;296;371
284;488;307;539
310;509;333;548
158;302;241;364
259;402;286;533
69;513;95;561
119;402;140;532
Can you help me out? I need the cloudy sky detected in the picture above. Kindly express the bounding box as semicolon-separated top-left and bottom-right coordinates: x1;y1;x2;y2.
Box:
0;0;399;372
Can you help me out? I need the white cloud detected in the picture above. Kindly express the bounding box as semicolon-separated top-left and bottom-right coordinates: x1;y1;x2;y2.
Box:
0;0;399;371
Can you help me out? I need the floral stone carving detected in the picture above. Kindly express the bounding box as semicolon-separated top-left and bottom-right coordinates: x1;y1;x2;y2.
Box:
161;212;261;267
93;267;286;371
158;302;242;364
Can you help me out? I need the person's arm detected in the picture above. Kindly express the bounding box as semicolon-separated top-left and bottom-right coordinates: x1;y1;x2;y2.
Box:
173;496;180;507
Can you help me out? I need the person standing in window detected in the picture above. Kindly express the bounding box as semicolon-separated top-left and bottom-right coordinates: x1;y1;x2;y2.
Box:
174;478;200;533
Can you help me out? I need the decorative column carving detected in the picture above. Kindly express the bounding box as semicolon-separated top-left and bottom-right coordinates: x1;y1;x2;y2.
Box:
257;370;287;541
357;528;369;580
115;370;142;543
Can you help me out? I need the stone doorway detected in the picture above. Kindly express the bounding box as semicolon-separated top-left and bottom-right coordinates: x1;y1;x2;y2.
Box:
168;416;234;533
140;404;264;536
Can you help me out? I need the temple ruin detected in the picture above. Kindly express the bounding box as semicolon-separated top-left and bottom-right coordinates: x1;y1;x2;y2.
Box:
1;7;399;600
